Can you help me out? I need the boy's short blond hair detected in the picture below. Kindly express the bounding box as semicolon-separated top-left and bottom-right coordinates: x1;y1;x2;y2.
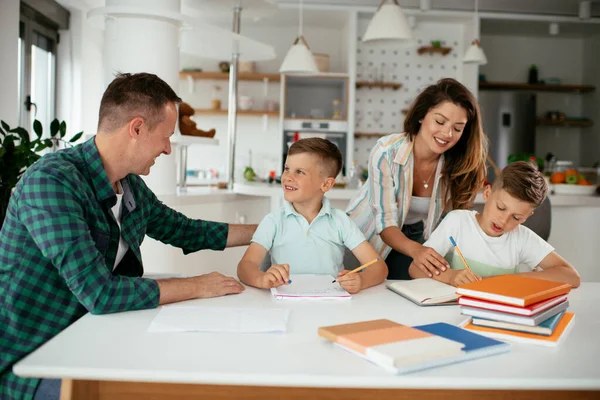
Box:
493;161;548;207
288;138;343;178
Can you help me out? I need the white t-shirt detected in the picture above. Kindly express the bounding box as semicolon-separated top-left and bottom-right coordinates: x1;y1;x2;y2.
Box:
423;210;554;277
111;183;130;270
404;196;430;225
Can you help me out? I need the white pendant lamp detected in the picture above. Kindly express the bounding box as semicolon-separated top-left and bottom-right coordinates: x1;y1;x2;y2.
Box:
463;0;487;65
279;0;318;74
362;0;412;43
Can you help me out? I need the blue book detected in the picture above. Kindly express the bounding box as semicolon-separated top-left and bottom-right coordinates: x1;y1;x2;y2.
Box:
471;311;565;336
405;322;511;372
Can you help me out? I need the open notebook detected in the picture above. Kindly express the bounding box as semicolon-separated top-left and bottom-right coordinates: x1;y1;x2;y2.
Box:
271;274;351;300
386;279;458;306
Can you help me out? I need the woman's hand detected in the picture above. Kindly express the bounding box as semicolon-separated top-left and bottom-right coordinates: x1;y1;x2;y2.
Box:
410;244;449;278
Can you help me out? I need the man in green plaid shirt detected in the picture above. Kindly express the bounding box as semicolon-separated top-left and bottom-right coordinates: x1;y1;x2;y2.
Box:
0;73;255;400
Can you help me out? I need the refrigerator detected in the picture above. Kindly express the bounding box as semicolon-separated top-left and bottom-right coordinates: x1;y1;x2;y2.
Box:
478;91;537;182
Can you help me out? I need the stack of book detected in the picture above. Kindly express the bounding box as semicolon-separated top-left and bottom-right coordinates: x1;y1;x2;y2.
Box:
318;319;510;374
457;275;575;346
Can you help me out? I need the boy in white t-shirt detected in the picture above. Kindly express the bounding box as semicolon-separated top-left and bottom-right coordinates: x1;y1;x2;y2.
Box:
409;161;581;287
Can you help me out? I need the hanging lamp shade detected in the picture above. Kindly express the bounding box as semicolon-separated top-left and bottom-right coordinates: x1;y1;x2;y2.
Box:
463;39;487;65
362;1;412;42
279;35;318;74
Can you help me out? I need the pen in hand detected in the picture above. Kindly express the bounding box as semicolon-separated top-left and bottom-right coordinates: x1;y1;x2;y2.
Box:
449;236;472;272
332;257;381;283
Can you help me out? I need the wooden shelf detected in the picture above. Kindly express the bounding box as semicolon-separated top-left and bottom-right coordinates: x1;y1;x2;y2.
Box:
356;81;402;90
170;134;218;146
479;82;595;93
354;132;389;139
284;117;347;122
536;119;593;127
180;71;281;82
417;46;452;56
194;109;279;117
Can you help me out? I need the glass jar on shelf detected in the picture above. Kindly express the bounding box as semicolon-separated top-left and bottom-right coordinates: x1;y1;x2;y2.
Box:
211;85;222;110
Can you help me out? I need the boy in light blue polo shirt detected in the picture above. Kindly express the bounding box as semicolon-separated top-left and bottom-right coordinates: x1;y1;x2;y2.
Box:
237;138;388;294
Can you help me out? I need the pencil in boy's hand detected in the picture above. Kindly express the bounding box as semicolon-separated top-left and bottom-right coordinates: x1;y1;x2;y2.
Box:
449;236;472;272
332;257;381;283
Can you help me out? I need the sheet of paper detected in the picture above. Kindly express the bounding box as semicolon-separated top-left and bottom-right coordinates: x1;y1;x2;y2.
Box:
148;306;290;333
271;274;351;300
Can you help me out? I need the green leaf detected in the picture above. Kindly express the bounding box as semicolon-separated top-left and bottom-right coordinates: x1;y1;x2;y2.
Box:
1;121;10;132
50;119;59;137
33;120;43;138
59;121;66;138
12;127;30;144
0;148;5;158
44;139;53;148
69;131;84;143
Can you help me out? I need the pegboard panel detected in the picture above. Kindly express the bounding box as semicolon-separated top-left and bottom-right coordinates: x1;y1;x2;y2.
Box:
353;18;467;170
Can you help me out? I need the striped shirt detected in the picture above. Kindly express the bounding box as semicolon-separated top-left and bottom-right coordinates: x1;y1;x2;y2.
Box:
346;133;446;259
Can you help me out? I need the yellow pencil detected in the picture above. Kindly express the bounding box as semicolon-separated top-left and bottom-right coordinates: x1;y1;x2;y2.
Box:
332;257;381;283
449;236;472;272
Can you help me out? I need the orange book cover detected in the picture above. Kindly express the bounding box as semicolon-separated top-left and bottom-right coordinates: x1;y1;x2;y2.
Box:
462;312;574;347
455;275;571;307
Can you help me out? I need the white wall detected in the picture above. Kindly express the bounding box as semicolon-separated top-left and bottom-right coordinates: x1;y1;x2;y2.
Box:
0;0;19;126
480;34;588;166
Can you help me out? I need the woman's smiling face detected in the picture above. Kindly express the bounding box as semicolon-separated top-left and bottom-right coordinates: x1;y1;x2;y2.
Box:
418;101;468;155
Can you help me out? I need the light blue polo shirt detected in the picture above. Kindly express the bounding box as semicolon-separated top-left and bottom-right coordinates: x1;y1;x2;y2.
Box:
252;197;367;276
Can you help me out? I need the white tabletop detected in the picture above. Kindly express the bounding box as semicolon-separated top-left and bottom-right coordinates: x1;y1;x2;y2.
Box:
13;283;600;390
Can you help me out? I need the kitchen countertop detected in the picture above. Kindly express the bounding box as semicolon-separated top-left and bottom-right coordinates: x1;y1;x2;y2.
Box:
155;182;600;208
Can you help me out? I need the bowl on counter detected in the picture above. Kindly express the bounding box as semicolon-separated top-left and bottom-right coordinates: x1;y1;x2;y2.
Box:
551;184;597;196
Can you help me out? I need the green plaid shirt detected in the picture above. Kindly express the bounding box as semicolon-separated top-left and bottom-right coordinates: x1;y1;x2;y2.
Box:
0;138;228;399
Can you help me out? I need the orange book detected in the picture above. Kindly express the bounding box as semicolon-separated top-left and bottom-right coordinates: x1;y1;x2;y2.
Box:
455;275;571;307
462;312;575;347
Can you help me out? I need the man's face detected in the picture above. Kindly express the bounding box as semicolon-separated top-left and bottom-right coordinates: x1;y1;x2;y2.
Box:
134;102;177;176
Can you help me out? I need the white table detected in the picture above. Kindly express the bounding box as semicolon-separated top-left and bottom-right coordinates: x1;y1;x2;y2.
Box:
14;283;600;399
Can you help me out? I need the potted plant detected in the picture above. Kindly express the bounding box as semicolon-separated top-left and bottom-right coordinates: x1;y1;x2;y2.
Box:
0;119;83;228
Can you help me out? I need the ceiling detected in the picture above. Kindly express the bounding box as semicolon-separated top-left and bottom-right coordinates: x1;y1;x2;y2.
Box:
271;0;600;18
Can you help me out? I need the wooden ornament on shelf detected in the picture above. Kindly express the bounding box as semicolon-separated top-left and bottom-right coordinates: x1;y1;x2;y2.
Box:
179;103;216;138
356;81;402;90
417;46;452;56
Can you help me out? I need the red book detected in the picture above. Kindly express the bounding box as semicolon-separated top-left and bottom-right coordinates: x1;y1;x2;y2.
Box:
458;294;568;316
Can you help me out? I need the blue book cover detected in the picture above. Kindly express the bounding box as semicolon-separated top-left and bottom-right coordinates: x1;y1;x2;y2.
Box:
392;322;511;373
472;311;565;336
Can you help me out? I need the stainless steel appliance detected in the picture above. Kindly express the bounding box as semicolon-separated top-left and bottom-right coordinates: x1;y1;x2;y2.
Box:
479;91;537;182
282;120;348;176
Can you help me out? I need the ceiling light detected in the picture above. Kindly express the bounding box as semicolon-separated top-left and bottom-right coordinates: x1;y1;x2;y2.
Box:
362;0;412;43
463;0;487;65
279;0;318;74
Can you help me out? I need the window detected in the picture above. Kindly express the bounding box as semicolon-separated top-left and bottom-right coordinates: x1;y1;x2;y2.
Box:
18;1;68;139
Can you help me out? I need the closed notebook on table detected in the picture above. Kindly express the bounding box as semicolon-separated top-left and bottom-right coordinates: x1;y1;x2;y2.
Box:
318;319;509;374
386;279;458;306
458;294;568;316
471;311;566;336
455;275;571;307
462;312;575;347
461;300;569;327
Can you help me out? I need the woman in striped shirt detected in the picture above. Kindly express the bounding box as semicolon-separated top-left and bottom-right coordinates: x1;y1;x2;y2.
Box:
347;78;488;280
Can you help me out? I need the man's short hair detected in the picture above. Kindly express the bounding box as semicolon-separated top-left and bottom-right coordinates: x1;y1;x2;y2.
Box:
493;161;548;207
98;72;182;132
288;138;343;178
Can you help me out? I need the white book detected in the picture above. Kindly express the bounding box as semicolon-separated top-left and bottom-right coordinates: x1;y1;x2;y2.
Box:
270;274;351;300
386;278;458;306
461;301;569;326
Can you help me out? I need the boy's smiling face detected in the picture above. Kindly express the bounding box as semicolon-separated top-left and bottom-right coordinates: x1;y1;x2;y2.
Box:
478;185;536;237
282;153;334;203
